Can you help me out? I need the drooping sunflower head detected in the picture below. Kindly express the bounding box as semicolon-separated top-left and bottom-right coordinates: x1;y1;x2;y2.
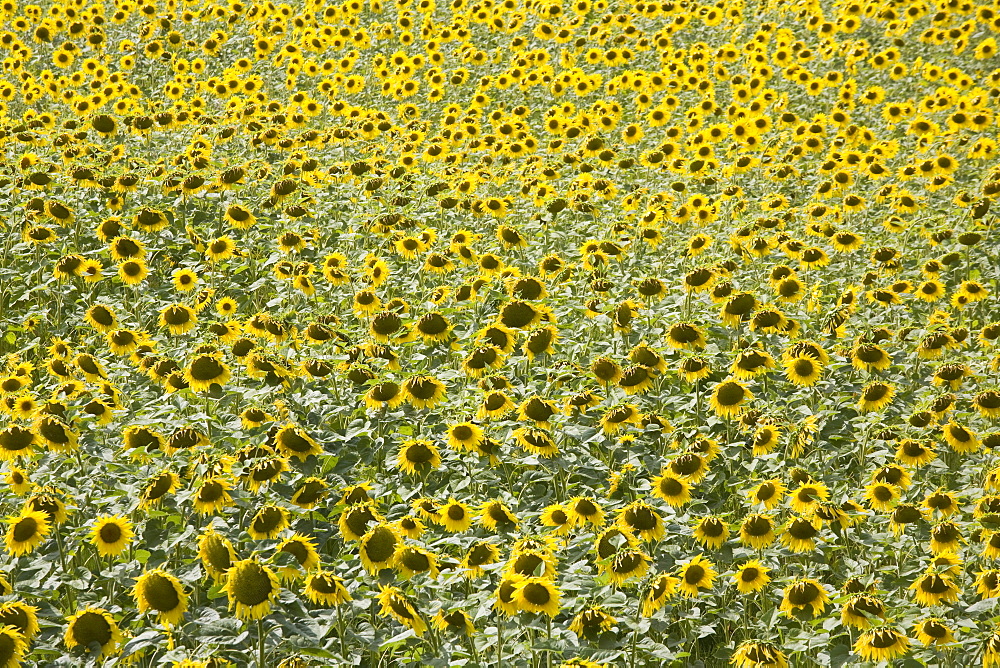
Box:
63;607;121;658
133;569;187;626
224;559;280;620
198;527;236;580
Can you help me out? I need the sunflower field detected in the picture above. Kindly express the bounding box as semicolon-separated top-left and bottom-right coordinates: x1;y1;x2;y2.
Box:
3;0;1000;665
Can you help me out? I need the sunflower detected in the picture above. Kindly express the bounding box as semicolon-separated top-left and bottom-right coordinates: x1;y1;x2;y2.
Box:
539;503;572;536
304;571;352;607
4;468;30;496
159;304;197;335
642;573;679;616
463;347;506;379
0;602;38;646
118;259;148;285
709;379;753;417
198;527;236;580
864;482;900;512
193;477;234;515
781;516;821;552
513;577;561;616
780;578;830;617
90;515;133;557
896;439;936;467
854;626;910;662
514;427;559;457
394;544;439;580
665;322;706;350
568;607;615;640
35;416;77;452
784;356;822;386
396;439;440;475
438;498;473;532
0;426;36;460
676;555;716;597
974;391;1000;419
619;501;664;541
910;570;961;606
478;390;515;420
479;500;518;532
720;292;757;326
140;471;179;509
286;477;326;510
519;396;560;427
433;609;476;636
750;425;781;457
858;381;895;412
692;516;729;550
929;521;963;554
651;472;691;507
133;569;187;626
272;424;322;462
943;421;979;453
64;607;121;658
224;559;281;620
977;570;1000;600
912;618;954;646
275;534;320;581
600;547;648;585
185;353;230;392
731;349;775;379
447;422;484;451
740;514;776;549
789;482;829;515
358;522;400;573
462;541;501;578
206;237;237;262
403;375;446;409
4;510;49;556
247;505;289;540
732;560;771;594
172;268;199;292
377;585;426;635
746;479;784;509
841;594;885;629
987;631;1000;668
84;304;118;333
731;641;788;668
363;382;406;411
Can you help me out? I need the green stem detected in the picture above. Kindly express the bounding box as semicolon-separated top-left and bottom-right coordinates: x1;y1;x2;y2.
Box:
335;603;347;658
258;618;266;668
629;590;643;668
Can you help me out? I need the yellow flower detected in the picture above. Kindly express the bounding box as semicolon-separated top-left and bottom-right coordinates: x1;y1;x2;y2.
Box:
305;571;352;606
513;577;561;616
225;559;281;620
4;510;49;556
676;555;716;597
64;607;121;657
198;526;236;580
733;560;771;594
377;585;426;635
90;515;133;557
780;578;830;616
133;569;187;626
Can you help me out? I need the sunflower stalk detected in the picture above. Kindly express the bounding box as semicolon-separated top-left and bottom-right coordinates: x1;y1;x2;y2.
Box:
54;528;76;613
257;617;267;668
629;587;644;668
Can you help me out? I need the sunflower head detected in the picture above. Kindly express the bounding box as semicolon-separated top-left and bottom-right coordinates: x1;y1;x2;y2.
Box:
133;569;187;626
224;559;281;620
64;607;122;658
